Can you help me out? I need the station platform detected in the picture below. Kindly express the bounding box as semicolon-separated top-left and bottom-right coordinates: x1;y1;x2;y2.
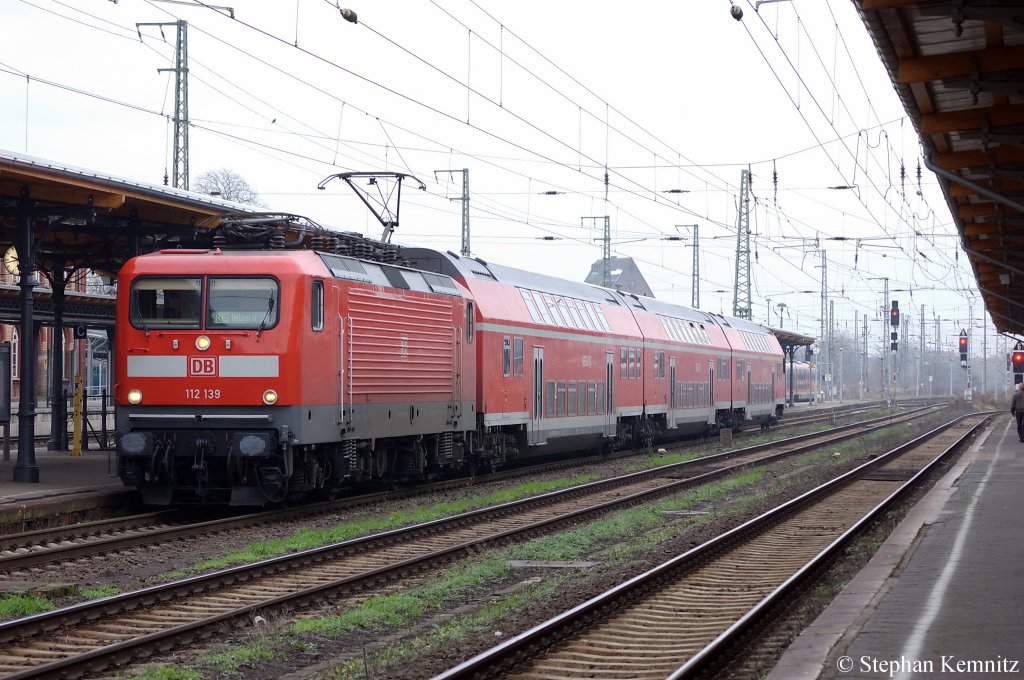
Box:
0;448;132;528
768;415;1024;679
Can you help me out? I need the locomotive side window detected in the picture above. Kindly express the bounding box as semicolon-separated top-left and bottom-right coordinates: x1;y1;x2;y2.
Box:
207;277;279;329
513;337;524;377
311;280;324;332
130;277;202;329
466;301;474;343
503;336;511;377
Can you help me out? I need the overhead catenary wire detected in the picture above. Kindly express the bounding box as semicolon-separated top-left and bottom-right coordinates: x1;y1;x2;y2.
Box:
8;0;982;338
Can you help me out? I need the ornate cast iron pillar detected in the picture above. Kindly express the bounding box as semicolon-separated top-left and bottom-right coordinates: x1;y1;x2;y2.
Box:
13;190;39;482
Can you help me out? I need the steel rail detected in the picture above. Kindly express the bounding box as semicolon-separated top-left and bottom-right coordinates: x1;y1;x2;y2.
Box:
0;407;946;677
432;411;988;680
0;403;935;572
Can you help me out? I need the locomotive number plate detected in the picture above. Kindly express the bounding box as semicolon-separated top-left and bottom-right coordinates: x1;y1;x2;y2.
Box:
186;388;222;400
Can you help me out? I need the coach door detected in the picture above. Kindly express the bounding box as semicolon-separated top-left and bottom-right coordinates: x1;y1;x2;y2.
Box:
605;351;615;437
746;364;753;419
530;347;545;445
707;360;716;425
668;357;678;429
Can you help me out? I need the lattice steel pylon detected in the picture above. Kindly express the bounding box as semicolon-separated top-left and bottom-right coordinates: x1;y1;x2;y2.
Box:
140;20;189;190
733;169;752;319
167;20;188;190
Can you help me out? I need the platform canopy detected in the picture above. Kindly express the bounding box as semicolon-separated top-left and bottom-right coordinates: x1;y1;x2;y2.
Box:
855;2;1024;335
770;328;816;350
0;150;258;276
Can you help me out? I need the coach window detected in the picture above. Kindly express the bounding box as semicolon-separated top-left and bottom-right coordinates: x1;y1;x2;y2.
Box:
568;380;577;416
717;358;729;381
513;337;524;377
736;360;745;381
503;336;511;377
311;280;324;331
466;302;474;343
520;289;542;323
557;381;566;416
620;347;628;379
546;381;556;417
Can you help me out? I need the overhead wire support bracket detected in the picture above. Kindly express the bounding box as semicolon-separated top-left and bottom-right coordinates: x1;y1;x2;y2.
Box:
318;171;426;244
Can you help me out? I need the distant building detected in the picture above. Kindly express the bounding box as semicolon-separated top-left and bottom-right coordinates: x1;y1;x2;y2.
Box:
584;256;654;298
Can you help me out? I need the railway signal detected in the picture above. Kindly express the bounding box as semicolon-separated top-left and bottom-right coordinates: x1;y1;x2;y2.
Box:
890;301;899;351
1013;344;1024;384
958;330;968;364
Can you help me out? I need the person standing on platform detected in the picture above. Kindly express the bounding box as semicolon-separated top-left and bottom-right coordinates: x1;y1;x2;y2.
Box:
1011;382;1024;442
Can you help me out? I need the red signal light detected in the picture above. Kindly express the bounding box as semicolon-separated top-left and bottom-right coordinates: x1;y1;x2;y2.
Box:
1013;351;1024;371
959;337;968;350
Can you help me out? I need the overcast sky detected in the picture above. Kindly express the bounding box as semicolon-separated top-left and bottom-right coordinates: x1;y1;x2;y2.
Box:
0;0;997;355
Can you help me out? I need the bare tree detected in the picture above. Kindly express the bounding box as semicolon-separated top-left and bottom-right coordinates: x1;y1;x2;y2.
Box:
193;168;266;206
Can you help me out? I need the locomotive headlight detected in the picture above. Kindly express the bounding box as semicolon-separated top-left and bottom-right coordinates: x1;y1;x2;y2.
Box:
127;389;143;405
262;389;279;405
195;335;211;351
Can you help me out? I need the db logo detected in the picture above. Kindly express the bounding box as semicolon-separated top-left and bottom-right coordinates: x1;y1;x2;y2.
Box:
189;356;218;376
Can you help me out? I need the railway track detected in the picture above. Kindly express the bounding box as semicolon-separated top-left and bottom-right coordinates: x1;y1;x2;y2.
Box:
433;412;988;680
0;401;935;574
0;403;947;678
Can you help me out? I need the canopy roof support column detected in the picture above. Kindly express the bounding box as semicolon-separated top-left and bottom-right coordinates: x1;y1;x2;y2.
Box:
13;190;38;482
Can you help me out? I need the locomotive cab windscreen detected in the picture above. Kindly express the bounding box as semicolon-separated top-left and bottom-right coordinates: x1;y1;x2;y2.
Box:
130;277;203;329
129;276;280;331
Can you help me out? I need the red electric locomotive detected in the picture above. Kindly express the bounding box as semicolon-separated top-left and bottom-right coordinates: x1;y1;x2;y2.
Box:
115;235;787;505
115;246;477;505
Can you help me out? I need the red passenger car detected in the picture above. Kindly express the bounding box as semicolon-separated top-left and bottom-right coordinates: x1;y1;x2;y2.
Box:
405;249;785;449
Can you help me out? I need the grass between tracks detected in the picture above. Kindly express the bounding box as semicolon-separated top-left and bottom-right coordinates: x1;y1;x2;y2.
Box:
122;418;918;679
165;473;600;576
127;468;773;679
